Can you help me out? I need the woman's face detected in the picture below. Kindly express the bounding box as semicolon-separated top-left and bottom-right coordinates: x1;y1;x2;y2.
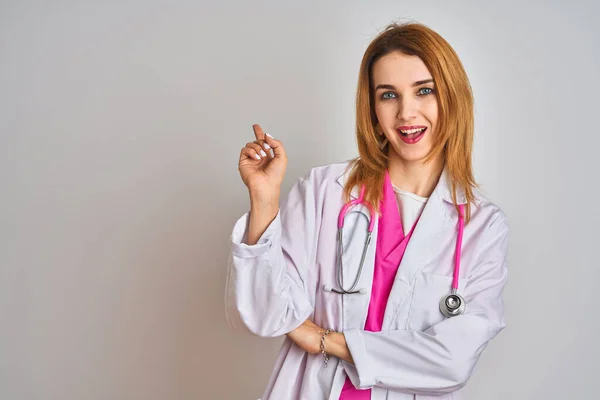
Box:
372;51;439;163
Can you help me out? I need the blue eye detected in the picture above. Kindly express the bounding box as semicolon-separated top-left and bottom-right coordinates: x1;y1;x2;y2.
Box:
381;92;396;100
418;87;434;95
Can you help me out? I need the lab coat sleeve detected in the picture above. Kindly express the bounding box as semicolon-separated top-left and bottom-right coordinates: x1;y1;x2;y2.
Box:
224;176;319;337
342;213;509;395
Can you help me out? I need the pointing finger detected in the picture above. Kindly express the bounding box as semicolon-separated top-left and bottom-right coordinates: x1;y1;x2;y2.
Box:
252;124;265;141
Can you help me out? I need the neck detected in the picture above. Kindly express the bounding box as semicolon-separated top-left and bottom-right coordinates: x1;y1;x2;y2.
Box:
387;151;445;198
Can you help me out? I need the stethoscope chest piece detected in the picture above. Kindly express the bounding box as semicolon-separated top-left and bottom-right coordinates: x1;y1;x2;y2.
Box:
439;292;466;318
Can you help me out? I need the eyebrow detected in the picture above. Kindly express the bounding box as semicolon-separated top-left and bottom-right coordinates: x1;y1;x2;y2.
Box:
375;79;435;90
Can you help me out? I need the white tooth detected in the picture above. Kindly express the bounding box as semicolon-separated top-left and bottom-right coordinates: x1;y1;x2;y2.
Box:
401;128;425;134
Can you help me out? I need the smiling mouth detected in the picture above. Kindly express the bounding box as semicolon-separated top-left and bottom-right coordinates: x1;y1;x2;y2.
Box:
397;127;427;137
396;127;427;144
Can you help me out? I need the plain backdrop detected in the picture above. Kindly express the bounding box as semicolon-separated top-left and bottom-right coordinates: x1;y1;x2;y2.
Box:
1;0;599;399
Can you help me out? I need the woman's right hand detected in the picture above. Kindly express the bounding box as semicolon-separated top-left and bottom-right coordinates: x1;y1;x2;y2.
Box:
238;124;287;199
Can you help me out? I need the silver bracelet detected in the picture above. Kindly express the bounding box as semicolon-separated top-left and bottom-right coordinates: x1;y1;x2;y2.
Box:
320;329;336;368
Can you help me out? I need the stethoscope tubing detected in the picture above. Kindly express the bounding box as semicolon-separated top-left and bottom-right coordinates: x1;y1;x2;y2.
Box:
325;185;467;318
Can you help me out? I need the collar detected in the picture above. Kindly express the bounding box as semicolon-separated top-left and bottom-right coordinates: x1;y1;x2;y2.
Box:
335;163;478;205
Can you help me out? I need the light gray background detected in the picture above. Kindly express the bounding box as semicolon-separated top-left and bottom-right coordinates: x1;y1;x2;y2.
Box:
1;1;598;399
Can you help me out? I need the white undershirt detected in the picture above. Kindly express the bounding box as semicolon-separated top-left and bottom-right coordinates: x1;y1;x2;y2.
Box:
391;184;429;235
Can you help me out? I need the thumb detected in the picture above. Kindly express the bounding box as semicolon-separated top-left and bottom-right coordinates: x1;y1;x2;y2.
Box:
264;133;286;159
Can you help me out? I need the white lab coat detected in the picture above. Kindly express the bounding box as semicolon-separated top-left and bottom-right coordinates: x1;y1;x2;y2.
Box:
225;161;509;400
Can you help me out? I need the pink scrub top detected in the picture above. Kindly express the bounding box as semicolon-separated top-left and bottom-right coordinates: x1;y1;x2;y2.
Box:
339;171;420;399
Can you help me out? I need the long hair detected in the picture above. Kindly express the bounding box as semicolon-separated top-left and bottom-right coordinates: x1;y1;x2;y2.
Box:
344;22;477;222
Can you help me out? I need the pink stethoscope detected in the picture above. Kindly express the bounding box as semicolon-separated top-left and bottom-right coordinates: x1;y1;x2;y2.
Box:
324;185;467;318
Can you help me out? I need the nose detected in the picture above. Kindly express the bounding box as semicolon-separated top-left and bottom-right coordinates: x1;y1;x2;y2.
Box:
397;97;417;121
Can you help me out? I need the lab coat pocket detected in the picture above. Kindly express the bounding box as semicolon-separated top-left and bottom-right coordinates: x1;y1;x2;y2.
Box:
407;272;468;332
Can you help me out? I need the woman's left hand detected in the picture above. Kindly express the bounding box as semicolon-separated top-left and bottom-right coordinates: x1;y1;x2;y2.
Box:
287;319;354;364
286;319;325;355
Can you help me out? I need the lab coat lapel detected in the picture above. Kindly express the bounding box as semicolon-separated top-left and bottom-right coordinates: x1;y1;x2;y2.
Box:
380;171;453;330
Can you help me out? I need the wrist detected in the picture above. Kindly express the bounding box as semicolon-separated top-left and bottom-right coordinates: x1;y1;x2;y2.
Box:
320;328;336;367
324;332;341;356
246;187;280;246
249;187;280;208
325;332;353;364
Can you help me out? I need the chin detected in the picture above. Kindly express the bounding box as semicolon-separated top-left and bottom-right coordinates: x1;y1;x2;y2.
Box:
391;145;431;163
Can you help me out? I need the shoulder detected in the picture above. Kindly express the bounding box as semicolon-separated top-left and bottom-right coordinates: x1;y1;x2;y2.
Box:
302;161;352;181
470;189;509;235
296;160;352;190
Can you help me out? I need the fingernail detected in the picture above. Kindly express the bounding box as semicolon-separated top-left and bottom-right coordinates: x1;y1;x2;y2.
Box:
266;133;274;138
260;150;267;157
255;154;261;160
263;143;271;150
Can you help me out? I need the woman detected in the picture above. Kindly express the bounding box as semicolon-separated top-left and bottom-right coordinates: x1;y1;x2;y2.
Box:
225;22;509;400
